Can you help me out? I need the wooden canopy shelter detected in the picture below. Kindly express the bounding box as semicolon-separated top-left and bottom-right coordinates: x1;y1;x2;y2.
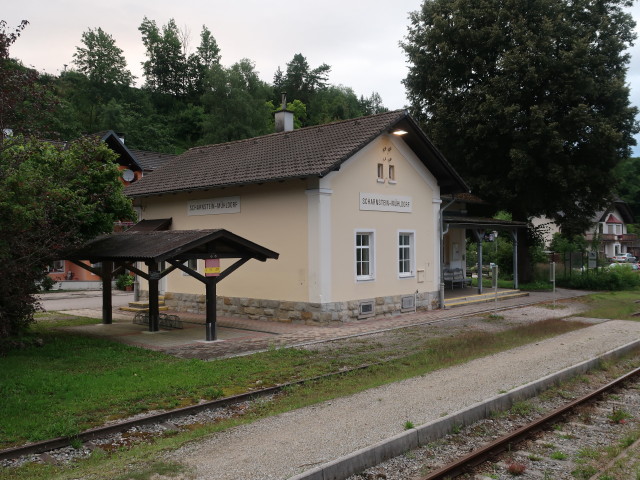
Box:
63;229;279;341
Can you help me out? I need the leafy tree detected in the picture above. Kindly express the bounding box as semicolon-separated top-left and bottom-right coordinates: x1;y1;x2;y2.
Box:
274;53;331;115
202;59;274;143
73;27;133;86
402;0;638;236
613;156;640;218
0;137;134;340
196;26;221;68
0;20;60;138
139;17;187;96
308;85;364;125
185;25;222;101
359;92;389;116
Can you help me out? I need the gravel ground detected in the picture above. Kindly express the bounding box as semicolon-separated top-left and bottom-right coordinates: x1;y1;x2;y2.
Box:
165;316;640;480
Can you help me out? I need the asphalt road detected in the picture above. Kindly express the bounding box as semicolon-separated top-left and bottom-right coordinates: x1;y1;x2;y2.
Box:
36;290;134;312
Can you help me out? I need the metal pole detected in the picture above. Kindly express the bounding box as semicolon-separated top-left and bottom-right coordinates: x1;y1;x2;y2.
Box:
511;230;519;289
493;264;499;315
551;261;556;309
478;238;483;295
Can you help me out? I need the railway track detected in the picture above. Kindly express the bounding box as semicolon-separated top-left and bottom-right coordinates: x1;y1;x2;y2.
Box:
352;359;640;480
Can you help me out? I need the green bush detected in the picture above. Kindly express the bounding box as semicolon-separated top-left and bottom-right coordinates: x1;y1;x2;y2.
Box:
39;276;56;292
115;274;135;290
556;267;640;291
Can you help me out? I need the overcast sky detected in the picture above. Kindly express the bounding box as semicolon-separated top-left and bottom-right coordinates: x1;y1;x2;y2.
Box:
4;0;640;151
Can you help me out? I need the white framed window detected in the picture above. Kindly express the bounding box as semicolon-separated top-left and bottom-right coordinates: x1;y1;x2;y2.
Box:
388;164;396;184
356;230;375;281
398;231;415;277
50;260;65;272
377;163;384;182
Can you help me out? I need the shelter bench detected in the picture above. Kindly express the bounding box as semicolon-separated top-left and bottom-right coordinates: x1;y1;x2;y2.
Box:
133;312;183;329
443;268;472;289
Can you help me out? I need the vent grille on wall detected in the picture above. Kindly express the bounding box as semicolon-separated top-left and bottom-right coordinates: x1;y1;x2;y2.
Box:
401;295;416;312
359;300;374;318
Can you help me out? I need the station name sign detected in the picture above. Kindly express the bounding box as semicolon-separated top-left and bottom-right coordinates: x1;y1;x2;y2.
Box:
359;193;412;213
187;196;241;216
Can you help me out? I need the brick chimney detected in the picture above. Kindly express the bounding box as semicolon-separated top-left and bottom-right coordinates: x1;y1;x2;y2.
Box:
274;93;294;132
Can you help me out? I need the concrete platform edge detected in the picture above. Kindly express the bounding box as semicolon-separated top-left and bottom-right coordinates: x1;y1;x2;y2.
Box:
289;339;640;480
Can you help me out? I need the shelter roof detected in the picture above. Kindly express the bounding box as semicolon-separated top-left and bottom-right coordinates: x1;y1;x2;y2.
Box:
63;230;279;263
125;110;469;198
127;218;172;232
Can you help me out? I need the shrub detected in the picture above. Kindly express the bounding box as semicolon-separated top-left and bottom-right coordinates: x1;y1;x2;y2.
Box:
39;276;56;291
115;274;135;290
556;268;640;291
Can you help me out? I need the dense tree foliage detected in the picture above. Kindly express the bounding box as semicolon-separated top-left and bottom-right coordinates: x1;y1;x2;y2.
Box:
613;156;640;219
402;0;638;236
0;20;61;138
201;59;274;143
73;27;133;87
0;137;135;339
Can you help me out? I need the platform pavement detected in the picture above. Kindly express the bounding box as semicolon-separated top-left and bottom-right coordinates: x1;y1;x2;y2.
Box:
57;288;592;360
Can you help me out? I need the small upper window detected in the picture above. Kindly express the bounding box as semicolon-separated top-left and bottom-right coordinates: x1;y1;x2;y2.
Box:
377;163;384;182
389;165;396;183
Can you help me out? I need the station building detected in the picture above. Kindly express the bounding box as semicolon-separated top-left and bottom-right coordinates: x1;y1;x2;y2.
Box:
125;109;470;323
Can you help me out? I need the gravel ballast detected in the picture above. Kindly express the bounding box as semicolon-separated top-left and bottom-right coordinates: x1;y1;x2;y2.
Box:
168;318;640;480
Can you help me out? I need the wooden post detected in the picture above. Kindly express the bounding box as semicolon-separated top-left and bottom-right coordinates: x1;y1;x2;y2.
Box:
205;279;217;341
148;261;160;332
102;261;113;325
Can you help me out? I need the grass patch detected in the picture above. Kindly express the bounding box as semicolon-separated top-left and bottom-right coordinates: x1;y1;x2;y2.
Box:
550;450;567;460
580;291;640;320
1;315;590;479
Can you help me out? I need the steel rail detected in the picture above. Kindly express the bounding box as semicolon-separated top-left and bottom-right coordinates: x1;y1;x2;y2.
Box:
0;362;375;462
418;366;640;480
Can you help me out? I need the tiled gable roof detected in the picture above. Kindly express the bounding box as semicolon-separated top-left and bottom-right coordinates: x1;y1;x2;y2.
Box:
126;109;468;198
606;213;623;224
128;148;178;172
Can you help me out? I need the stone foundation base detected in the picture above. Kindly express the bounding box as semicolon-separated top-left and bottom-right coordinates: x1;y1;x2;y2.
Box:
139;291;440;325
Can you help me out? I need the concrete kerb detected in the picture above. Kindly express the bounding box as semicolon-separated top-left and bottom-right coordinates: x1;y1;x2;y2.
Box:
289;339;640;480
